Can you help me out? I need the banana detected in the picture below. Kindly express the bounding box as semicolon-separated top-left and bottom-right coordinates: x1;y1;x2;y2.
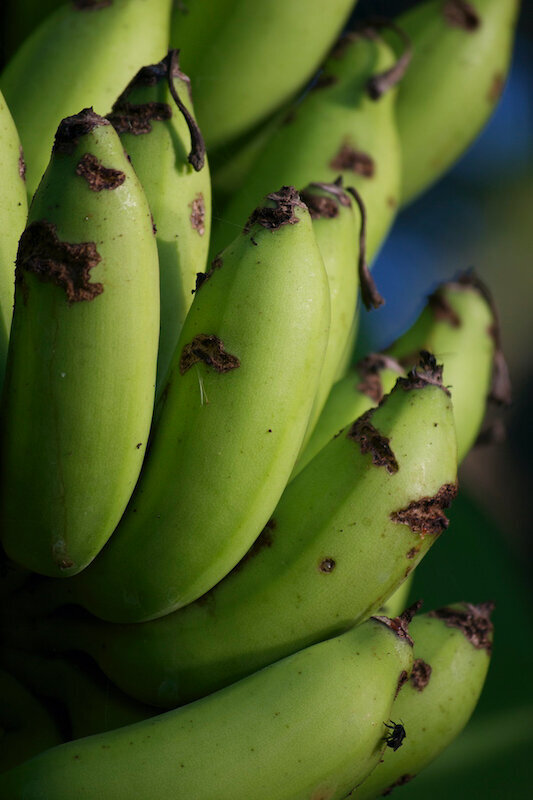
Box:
0;88;27;394
0;668;63;773
0;615;413;800
388;272;511;461
211;24;408;273
1;0;65;63
356;602;493;798
0;109;160;577
395;0;520;206
108;49;211;394
51;185;330;622
1;648;156;740
171;0;356;149
294;352;404;477
1;0;173;196
26;352;457;707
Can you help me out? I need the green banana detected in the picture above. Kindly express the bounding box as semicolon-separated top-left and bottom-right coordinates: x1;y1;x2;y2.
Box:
52;185;330;622
27;352;457;707
356;602;493;798
0;109;160;577
211;25;407;275
395;0;520;205
0;88;27;394
388;273;511;461
0;615;413;800
0;668;63;773
294;352;404;477
171;0;356;149
107;49;211;394
1;0;173;196
1;648;156;740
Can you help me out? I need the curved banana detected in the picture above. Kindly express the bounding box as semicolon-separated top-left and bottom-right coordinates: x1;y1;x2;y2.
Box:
356;602;493;798
294;352;404;477
171;0;356;149
396;0;520;205
1;0;173;196
0;668;62;773
388;273;511;461
108;49;211;394
0;615;413;800
55;185;330;621
29;353;457;707
0;109;160;577
211;26;406;275
0;88;27;393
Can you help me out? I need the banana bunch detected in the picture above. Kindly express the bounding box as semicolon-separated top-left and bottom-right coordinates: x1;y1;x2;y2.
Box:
0;0;518;796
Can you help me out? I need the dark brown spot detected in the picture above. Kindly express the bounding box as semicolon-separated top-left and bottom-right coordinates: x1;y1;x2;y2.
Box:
107;102;172;135
428;289;461;327
300;191;338;220
394;351;450;396
347;409;399;474
244;186;305;233
396;669;409;697
74;0;112;9
382;775;415;796
58;557;75;570
16;220;103;303
18;145;26;181
443;0;481;30
387;196;397;208
136;443;143;449
488;73;505;103
355;353;404;404
410;658;432;691
372;601;421;647
330;143;375;177
53;108;110;155
190;193;205;235
390;483;458;537
319;557;336;573
151;214;157;235
429;602;494;653
75;153;125;191
179;334;240;375
406;546;419;560
194;255;223;292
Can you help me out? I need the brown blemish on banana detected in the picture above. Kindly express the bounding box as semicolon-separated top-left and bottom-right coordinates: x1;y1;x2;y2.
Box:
74;0;112;9
488;73;505;103
406;546;419;560
53;108;109;155
75;153;126;191
443;0;481;31
189;193;205;235
330;143;375;177
107;102;172;135
410;658;432;691
355;353;404;403
394;350;451;396
428;289;461;327
318;557;336;573
382;775;415;795
373;601;422;647
194;254;223;292
16;220;103;303
18;145;26;181
391;483;458;537
179;334;240;375
429;602;494;653
347;409;399;474
244;186;305;233
301;180;351;219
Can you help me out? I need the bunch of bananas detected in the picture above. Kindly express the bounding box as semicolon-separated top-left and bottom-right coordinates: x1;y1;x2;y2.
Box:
0;0;519;797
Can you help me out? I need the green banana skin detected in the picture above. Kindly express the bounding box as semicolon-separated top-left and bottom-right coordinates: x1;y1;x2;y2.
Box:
395;0;520;206
171;0;356;149
211;29;403;267
0;109;160;577
1;0;173;197
387;274;510;462
54;186;330;622
28;354;457;707
294;353;404;478
1;648;156;741
0;617;413;800
0;88;27;394
0;668;63;773
108;51;212;396
356;602;493;798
